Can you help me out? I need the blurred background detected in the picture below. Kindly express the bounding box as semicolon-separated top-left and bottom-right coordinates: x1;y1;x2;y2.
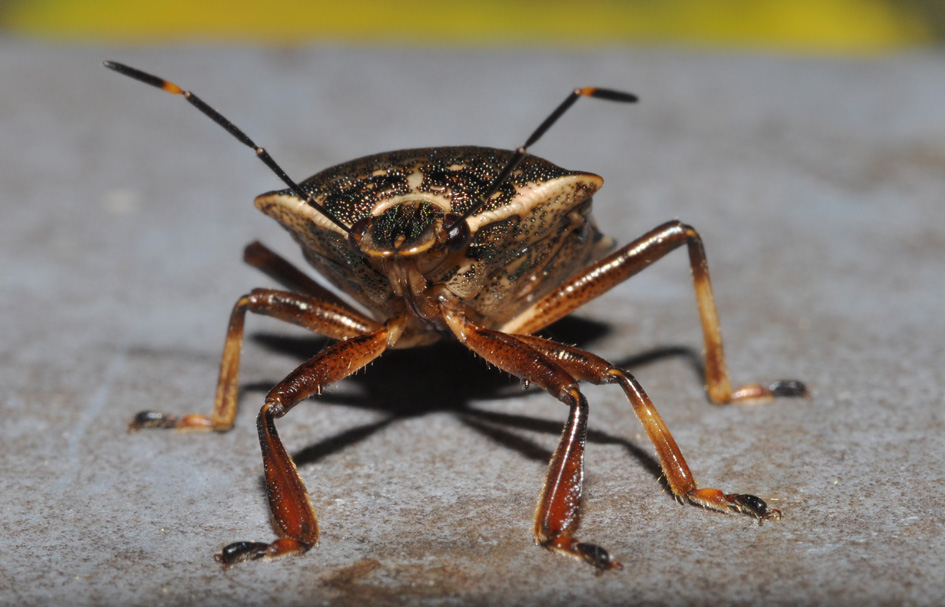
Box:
2;0;943;53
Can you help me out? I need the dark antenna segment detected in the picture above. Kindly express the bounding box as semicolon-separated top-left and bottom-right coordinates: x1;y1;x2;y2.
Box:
451;87;638;227
103;61;352;234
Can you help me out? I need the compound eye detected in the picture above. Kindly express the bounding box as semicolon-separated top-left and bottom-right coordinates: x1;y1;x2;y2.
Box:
443;214;471;252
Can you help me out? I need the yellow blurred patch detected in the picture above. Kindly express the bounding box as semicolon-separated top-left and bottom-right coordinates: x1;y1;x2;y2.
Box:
0;0;934;53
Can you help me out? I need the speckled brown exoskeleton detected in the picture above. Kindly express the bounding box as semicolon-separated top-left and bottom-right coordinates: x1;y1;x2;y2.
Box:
106;61;807;571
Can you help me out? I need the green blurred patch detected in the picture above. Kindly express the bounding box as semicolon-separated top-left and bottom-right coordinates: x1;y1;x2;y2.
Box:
1;0;940;52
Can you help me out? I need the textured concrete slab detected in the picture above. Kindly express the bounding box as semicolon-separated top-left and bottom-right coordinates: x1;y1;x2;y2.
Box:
2;42;944;606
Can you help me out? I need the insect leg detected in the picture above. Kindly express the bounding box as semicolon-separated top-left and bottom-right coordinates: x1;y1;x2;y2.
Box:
441;308;620;570
130;288;381;432
217;317;405;567
500;220;807;404
515;334;782;522
242;241;367;317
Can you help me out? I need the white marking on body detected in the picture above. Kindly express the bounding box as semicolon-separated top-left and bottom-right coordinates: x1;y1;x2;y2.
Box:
255;193;348;235
466;175;601;233
370;193;453;216
406;170;424;190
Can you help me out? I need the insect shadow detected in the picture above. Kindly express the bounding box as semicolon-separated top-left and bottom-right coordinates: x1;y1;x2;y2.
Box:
245;316;705;482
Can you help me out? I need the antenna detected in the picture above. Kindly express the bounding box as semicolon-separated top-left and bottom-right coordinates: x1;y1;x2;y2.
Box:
452;87;638;226
103;61;351;234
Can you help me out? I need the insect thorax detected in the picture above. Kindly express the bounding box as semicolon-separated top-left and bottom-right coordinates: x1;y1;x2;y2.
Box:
253;146;613;334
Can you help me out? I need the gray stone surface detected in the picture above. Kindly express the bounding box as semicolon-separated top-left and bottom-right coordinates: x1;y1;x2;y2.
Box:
2;42;944;606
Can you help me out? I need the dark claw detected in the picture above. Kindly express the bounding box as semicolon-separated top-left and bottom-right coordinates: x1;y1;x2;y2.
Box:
730;494;782;524
128;410;179;432
768;379;809;398
733;493;767;516
215;541;270;568
576;542;622;572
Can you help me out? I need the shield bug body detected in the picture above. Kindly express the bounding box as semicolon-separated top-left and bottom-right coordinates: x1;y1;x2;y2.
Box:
107;61;806;571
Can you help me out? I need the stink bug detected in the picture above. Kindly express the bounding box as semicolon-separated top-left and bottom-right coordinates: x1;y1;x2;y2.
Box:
106;61;807;571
